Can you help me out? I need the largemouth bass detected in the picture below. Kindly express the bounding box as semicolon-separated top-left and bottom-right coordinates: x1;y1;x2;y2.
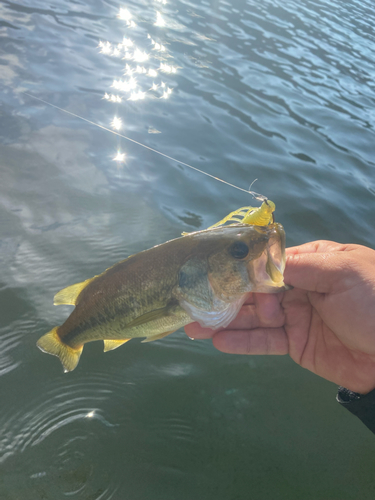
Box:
37;223;287;372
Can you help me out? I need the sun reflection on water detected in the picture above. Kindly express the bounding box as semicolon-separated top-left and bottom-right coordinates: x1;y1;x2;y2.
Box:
161;87;173;99
154;12;166;27
118;8;136;28
112;77;137;92
159;62;177;73
111;117;122;130
128;90;146;101
104;93;122;103
133;48;149;63
113;151;126;163
99;3;181;168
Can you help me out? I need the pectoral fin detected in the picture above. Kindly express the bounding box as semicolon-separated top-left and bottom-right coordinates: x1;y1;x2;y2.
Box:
54;277;95;305
141;330;176;343
124;306;173;329
103;339;131;352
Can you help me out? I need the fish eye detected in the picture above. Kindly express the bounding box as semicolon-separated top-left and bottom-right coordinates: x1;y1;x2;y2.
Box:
229;241;249;259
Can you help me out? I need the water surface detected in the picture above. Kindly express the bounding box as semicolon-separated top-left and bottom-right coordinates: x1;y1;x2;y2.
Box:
1;0;375;498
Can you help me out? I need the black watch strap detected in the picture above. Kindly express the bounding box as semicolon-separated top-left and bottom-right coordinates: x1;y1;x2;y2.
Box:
337;386;375;434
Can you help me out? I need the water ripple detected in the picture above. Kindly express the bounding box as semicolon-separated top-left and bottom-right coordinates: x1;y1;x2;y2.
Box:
0;314;35;376
0;373;135;498
1;0;375;497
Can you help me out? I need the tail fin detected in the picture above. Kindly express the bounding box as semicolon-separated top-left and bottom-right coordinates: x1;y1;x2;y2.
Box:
37;327;83;373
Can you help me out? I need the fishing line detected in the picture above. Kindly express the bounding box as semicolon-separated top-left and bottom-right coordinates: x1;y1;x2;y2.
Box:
23;92;267;201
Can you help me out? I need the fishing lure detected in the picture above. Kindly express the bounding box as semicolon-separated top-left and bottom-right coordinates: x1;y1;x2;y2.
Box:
181;200;275;236
209;199;275;229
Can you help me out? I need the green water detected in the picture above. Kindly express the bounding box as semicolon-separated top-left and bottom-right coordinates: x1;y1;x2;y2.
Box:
1;0;375;498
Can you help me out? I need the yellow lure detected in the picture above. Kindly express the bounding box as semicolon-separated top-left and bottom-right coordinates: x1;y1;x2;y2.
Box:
209;200;276;228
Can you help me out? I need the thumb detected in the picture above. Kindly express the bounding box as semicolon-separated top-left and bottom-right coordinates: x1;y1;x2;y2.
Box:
284;251;353;294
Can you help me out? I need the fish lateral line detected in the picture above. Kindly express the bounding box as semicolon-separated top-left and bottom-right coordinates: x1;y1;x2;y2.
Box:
22;91;267;201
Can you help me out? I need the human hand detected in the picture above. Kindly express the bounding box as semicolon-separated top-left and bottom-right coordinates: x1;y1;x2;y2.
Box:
185;241;375;394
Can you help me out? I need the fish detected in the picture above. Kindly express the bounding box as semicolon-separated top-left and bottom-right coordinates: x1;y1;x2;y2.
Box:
37;223;288;372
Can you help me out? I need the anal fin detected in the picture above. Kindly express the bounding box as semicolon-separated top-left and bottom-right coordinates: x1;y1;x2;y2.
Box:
141;330;176;343
103;339;131;352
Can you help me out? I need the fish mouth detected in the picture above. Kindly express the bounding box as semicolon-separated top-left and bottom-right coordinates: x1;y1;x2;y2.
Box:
249;223;289;292
266;223;286;283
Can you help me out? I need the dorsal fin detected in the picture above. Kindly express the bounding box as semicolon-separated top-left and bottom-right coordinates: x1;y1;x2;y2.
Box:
54;277;95;306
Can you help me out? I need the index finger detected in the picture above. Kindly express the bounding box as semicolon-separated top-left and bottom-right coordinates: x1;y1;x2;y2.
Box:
286;241;353;255
184;292;284;339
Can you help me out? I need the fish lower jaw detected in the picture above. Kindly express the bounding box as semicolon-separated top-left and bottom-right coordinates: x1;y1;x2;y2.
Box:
251;280;287;293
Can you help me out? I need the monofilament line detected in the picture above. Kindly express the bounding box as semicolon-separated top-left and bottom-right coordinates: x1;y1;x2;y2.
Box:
23;92;266;199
